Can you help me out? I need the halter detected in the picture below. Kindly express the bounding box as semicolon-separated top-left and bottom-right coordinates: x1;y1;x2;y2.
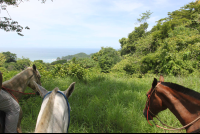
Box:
145;82;161;125
145;82;200;131
43;91;71;133
1;71;39;103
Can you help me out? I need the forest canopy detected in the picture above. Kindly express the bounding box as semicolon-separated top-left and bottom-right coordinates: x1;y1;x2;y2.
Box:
117;1;200;76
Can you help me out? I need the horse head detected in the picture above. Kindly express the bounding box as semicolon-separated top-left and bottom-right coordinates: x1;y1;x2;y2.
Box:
27;64;42;94
143;75;167;120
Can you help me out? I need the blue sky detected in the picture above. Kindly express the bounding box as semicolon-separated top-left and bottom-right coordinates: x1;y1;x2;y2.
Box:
0;0;196;50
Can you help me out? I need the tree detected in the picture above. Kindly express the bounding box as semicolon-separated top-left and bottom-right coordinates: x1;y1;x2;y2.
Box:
119;11;152;56
137;10;153;24
0;53;6;67
92;47;121;73
2;51;17;63
0;0;52;36
34;60;43;63
119;22;149;55
56;57;61;61
15;57;31;70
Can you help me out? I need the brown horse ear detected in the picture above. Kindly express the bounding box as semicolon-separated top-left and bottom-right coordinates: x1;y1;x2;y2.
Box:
33;64;36;71
159;75;164;82
152;78;157;88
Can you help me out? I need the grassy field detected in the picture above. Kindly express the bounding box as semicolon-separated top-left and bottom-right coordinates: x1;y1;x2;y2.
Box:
19;73;200;133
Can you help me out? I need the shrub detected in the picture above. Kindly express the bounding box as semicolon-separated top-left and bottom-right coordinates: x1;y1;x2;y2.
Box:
50;62;86;80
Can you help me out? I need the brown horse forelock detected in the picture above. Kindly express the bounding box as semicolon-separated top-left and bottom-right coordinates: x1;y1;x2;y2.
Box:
161;82;200;101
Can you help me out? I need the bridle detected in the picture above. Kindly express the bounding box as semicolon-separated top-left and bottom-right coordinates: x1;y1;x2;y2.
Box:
145;82;161;126
1;73;37;103
145;82;200;131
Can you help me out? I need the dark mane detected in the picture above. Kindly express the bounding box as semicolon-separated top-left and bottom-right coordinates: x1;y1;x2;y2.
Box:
161;82;200;100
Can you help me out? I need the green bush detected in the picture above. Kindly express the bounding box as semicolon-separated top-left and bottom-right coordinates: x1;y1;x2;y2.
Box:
15;57;32;70
51;59;67;65
50;62;86;80
76;58;97;69
0;67;8;74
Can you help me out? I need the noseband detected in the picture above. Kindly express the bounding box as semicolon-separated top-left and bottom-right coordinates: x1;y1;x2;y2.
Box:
145;82;200;131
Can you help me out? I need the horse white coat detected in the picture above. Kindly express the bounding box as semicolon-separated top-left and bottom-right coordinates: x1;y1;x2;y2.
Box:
33;82;75;133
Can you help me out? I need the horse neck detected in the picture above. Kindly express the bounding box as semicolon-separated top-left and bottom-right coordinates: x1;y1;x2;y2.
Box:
35;88;58;133
157;85;200;131
2;68;33;100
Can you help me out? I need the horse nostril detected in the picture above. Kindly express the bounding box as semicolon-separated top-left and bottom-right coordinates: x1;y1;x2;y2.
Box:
36;91;40;95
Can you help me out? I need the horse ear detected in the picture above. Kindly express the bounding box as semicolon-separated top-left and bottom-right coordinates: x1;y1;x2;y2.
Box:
64;82;75;98
152;78;157;88
33;81;49;98
33;64;36;71
159;75;164;82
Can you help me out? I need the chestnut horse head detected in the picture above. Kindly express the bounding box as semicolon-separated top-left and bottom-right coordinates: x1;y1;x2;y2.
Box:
143;75;165;120
143;75;200;133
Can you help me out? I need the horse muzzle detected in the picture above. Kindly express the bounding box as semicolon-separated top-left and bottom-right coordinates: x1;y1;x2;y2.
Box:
143;109;153;120
36;91;40;95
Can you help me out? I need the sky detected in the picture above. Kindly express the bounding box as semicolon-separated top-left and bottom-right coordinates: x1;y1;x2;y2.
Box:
0;0;196;50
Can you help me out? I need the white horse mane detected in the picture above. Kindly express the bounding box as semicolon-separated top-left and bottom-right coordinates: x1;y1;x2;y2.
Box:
35;88;59;133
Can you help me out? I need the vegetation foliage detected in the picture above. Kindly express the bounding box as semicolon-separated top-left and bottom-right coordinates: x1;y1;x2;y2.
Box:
118;1;200;76
1;1;200;133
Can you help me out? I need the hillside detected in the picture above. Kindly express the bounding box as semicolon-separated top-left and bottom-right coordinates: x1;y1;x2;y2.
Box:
59;52;93;60
115;1;200;76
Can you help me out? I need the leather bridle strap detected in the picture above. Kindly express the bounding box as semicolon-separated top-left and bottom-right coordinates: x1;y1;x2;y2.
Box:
146;82;161;125
153;114;200;131
147;94;152;126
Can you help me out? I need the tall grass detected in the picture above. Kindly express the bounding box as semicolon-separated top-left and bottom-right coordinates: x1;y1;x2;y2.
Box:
18;72;200;133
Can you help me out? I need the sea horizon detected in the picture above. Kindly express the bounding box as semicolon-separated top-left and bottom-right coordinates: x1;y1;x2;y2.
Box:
0;47;100;63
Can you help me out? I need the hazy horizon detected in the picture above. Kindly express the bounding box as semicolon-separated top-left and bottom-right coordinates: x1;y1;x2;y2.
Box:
0;47;100;63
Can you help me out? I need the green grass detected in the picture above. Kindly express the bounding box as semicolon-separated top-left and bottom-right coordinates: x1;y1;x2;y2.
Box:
18;73;200;133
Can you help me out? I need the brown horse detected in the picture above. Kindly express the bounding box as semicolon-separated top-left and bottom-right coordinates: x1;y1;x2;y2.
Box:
143;75;200;133
0;64;41;133
0;71;5;133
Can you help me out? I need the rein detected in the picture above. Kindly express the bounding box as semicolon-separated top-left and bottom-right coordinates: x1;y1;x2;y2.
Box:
43;91;71;133
2;86;36;103
146;82;200;131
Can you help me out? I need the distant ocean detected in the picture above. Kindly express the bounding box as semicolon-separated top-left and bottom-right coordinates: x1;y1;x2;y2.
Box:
0;47;100;63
